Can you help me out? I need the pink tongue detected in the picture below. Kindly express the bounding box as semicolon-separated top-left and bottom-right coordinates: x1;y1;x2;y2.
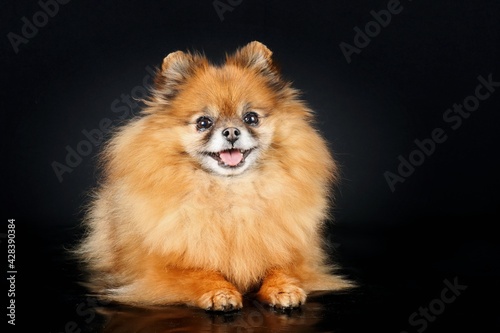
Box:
219;149;243;166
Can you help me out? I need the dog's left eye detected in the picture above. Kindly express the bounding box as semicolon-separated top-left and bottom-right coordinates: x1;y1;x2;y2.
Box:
243;112;259;126
196;117;213;131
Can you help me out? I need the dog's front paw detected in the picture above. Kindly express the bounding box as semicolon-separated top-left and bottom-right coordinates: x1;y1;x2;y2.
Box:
197;288;243;312
257;284;307;309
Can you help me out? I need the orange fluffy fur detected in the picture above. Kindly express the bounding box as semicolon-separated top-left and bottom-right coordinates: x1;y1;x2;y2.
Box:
76;41;353;311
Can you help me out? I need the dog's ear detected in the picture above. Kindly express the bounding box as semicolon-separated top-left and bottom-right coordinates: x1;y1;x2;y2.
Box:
228;41;274;72
228;41;287;93
149;50;207;105
160;51;204;82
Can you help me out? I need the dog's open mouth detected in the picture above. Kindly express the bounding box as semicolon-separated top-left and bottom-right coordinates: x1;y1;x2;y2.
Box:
209;148;253;168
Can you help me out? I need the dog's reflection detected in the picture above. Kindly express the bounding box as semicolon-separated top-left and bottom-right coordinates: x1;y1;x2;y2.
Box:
96;298;329;333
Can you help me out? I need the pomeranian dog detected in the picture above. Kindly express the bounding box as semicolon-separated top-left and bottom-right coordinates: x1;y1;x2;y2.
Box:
76;41;353;311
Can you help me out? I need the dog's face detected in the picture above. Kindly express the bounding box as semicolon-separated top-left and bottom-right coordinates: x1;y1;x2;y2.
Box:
149;42;299;176
183;99;270;176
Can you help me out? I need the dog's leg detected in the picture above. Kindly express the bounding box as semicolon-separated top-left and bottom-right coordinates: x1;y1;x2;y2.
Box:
183;269;243;311
256;268;307;308
107;267;243;311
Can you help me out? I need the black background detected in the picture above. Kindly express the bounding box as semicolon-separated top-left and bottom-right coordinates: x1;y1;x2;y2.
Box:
2;0;500;332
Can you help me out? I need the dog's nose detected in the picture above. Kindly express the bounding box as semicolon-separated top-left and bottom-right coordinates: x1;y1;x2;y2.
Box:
222;127;240;144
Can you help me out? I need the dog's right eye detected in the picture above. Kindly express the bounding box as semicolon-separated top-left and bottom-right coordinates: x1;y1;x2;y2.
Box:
196;117;213;131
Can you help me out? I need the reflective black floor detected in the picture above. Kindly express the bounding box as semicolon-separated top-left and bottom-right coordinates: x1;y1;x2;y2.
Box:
9;221;500;332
